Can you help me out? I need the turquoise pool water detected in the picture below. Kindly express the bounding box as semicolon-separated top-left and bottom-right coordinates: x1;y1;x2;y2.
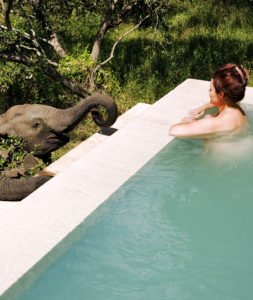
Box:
9;134;253;299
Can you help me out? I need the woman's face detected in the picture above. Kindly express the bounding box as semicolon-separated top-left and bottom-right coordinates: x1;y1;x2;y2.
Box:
209;79;223;106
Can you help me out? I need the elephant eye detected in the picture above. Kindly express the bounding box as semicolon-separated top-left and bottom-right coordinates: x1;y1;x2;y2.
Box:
32;121;40;128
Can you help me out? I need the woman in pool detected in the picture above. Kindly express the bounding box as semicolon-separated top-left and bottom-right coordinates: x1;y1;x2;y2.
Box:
169;64;249;138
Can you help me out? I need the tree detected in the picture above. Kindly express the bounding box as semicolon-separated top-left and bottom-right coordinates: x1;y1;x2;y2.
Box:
0;0;164;102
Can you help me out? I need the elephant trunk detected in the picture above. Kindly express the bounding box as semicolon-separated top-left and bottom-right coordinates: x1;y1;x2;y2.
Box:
0;175;52;201
46;94;118;133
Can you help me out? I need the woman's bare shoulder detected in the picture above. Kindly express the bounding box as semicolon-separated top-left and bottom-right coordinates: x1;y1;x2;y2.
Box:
219;108;247;130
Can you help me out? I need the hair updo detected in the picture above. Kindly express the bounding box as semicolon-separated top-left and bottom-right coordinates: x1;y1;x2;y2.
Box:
212;63;249;106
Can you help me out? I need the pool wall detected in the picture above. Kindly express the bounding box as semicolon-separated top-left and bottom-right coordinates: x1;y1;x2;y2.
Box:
1;79;253;297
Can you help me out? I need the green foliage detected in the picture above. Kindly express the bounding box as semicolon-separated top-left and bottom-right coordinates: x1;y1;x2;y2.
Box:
1;134;25;151
58;49;95;83
161;1;253;85
0;135;45;176
0;63;31;111
58;49;121;96
58;9;100;53
0;61;71;112
104;0;253;111
96;68;121;97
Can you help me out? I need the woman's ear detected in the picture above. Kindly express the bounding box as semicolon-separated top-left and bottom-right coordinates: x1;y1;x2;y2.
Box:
219;91;224;99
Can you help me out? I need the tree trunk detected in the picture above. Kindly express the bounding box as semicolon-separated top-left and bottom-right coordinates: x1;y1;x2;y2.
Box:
0;0;13;31
91;19;112;62
47;32;66;57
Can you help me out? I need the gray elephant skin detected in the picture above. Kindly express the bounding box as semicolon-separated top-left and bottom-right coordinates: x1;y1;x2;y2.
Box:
0;94;118;201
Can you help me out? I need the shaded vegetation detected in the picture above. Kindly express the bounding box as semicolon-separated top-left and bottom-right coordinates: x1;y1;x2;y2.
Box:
0;135;46;177
1;0;253;160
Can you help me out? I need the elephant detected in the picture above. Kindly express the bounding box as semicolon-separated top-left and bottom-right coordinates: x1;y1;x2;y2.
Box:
0;94;118;201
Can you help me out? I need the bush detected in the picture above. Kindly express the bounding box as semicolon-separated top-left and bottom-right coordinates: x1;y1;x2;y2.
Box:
0;135;46;177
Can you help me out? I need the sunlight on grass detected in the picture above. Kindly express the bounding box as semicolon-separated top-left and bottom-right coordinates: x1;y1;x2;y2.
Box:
46;0;253;160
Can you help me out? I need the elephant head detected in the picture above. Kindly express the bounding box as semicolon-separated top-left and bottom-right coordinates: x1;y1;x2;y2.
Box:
0;94;118;157
0;94;118;201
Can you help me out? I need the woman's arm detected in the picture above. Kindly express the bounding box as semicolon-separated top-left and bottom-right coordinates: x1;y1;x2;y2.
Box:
169;116;219;138
188;102;217;118
178;102;217;124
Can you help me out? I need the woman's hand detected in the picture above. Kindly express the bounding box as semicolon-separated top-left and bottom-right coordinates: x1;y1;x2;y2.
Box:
180;115;197;123
188;107;205;119
188;102;216;119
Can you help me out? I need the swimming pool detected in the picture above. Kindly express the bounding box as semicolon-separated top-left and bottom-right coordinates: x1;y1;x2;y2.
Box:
6;132;253;300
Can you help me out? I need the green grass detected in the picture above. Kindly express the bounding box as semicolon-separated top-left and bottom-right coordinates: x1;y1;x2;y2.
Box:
2;0;253;160
51;117;98;160
53;0;253;159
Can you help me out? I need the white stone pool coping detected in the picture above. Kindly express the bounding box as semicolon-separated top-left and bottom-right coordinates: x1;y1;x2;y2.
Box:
1;79;253;298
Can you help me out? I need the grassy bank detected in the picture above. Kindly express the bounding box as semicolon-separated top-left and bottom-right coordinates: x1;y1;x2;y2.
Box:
1;0;253;160
53;0;253;159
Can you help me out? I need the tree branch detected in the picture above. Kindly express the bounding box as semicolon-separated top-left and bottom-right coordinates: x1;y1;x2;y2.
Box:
0;53;90;98
0;0;14;30
96;14;150;70
26;0;66;57
0;53;35;66
0;24;61;65
41;65;91;98
46;32;66;57
0;53;90;97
